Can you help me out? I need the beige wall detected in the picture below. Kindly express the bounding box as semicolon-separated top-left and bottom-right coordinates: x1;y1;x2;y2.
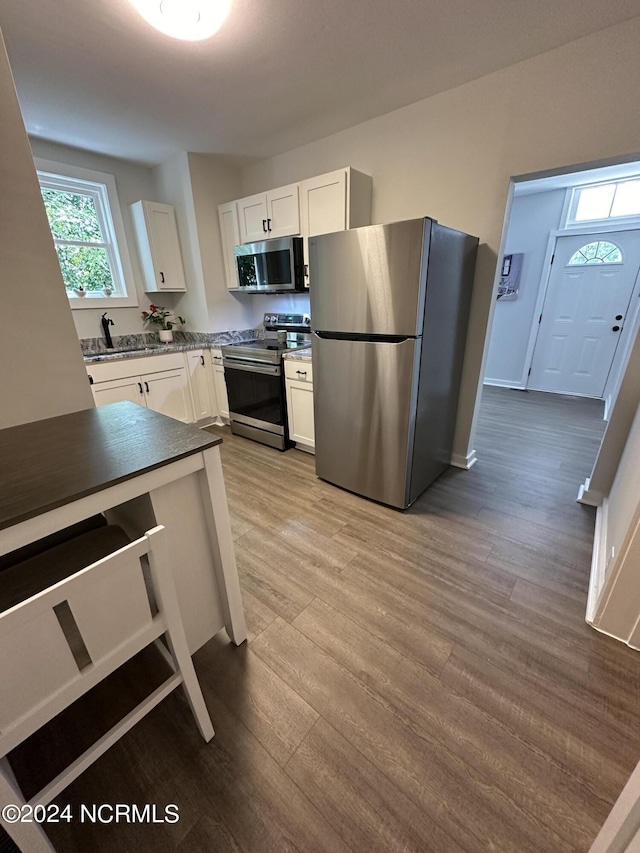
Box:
29;138;157;339
0;32;92;428
239;16;640;460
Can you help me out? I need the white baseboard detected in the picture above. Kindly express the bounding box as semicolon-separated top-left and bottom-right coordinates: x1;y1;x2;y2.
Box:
451;449;477;470
586;498;608;625
577;477;604;507
483;378;526;390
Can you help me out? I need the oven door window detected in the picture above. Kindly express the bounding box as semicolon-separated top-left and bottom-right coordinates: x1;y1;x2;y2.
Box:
225;367;284;426
236;250;292;289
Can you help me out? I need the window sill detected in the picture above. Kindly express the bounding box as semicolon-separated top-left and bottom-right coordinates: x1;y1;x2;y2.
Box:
69;294;139;310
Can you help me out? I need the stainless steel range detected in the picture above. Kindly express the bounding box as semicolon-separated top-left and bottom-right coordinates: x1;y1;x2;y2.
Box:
222;313;311;450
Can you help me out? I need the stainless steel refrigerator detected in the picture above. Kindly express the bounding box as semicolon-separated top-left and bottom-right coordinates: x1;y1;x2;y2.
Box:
309;217;478;509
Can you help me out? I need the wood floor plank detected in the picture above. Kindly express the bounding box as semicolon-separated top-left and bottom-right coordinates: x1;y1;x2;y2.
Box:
292;598;605;851
252;617;576;853
285;717;467;853
193;635;319;768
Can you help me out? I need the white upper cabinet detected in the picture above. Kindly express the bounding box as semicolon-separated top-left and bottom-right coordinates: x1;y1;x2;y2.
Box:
131;200;187;292
218;168;371;289
218;202;241;291
300;168;372;238
237;184;300;243
300;168;372;285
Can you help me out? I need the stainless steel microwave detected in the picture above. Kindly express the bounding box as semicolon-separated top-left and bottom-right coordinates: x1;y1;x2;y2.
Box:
232;236;305;293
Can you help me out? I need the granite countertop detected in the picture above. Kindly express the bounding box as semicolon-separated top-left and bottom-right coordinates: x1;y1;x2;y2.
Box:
84;342;211;364
82;329;259;364
283;346;312;363
0;402;222;532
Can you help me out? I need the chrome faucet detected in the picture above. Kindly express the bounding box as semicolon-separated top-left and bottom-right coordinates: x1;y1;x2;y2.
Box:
101;312;114;349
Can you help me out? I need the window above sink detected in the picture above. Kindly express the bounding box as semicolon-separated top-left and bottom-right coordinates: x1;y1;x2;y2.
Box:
35;158;138;309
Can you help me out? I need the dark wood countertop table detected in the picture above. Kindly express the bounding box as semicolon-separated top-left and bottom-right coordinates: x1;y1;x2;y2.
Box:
0;402;222;532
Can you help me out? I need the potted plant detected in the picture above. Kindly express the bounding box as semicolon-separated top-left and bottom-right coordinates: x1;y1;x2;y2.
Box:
141;304;186;343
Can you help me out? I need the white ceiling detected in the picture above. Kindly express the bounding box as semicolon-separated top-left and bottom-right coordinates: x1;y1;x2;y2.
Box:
1;0;639;166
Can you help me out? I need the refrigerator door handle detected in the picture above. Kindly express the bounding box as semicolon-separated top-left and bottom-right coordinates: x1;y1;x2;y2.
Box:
313;331;413;344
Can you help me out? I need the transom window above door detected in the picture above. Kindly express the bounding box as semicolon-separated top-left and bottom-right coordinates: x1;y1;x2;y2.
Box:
566;178;640;227
567;241;623;265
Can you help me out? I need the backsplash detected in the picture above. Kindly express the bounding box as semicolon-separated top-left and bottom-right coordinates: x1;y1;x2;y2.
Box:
80;328;260;356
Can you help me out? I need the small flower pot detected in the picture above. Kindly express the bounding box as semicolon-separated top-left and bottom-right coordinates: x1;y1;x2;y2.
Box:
74;289;87;298
158;329;174;343
102;288;113;297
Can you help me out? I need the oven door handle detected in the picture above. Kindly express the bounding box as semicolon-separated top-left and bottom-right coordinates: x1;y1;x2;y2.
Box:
223;358;281;376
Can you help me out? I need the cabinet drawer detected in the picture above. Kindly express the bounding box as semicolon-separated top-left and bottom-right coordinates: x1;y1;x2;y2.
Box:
285;360;313;384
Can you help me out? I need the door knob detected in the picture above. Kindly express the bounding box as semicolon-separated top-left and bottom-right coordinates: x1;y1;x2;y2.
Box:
612;325;621;332
615;315;623;321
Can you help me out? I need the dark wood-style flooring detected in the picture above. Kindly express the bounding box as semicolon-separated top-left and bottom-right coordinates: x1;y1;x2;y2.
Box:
31;387;640;852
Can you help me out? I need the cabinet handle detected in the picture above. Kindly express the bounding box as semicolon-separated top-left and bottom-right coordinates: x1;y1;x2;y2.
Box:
296;370;307;377
138;382;143;395
200;355;205;366
144;381;150;393
88;374;94;385
267;218;272;231
304;264;309;278
262;219;267;232
160;271;165;284
214;356;222;362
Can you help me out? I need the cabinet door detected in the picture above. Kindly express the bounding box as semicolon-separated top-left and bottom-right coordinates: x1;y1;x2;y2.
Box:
218;202;241;290
286;379;315;450
91;376;146;408
186;351;215;421
300;170;347;238
143;368;193;423
266;184;300;238
237;194;269;243
131;201;187;292
212;366;229;420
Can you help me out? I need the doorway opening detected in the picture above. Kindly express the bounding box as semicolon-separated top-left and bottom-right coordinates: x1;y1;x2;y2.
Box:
474;160;640;561
484;162;640;419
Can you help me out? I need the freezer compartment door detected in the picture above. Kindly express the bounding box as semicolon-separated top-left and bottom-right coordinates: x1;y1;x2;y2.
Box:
313;334;421;509
309;219;431;336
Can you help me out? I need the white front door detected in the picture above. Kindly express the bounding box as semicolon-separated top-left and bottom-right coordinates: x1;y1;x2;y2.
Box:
528;230;640;397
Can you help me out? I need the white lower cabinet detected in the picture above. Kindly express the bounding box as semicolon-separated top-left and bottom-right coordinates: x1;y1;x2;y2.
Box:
87;348;232;426
284;359;314;452
87;353;193;424
187;350;218;421
210;349;229;421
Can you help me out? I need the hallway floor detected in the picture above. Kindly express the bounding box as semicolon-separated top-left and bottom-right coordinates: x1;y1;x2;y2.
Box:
29;386;640;853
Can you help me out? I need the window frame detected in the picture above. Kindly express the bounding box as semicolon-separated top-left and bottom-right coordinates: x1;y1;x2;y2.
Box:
565;178;640;230
35;158;138;309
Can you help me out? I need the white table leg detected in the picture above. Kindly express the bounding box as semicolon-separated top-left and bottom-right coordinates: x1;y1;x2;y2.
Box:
198;446;247;646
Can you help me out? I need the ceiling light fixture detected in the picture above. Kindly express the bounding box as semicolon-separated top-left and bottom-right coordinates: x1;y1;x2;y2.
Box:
128;0;231;41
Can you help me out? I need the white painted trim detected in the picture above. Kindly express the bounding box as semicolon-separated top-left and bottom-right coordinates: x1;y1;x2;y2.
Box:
586;499;608;624
521;231;557;388
483;378;526;390
577;476;604;507
34;156;138;308
451;449;477;470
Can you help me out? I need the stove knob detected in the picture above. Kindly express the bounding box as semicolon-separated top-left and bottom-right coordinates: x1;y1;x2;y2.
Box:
304;316;310;325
